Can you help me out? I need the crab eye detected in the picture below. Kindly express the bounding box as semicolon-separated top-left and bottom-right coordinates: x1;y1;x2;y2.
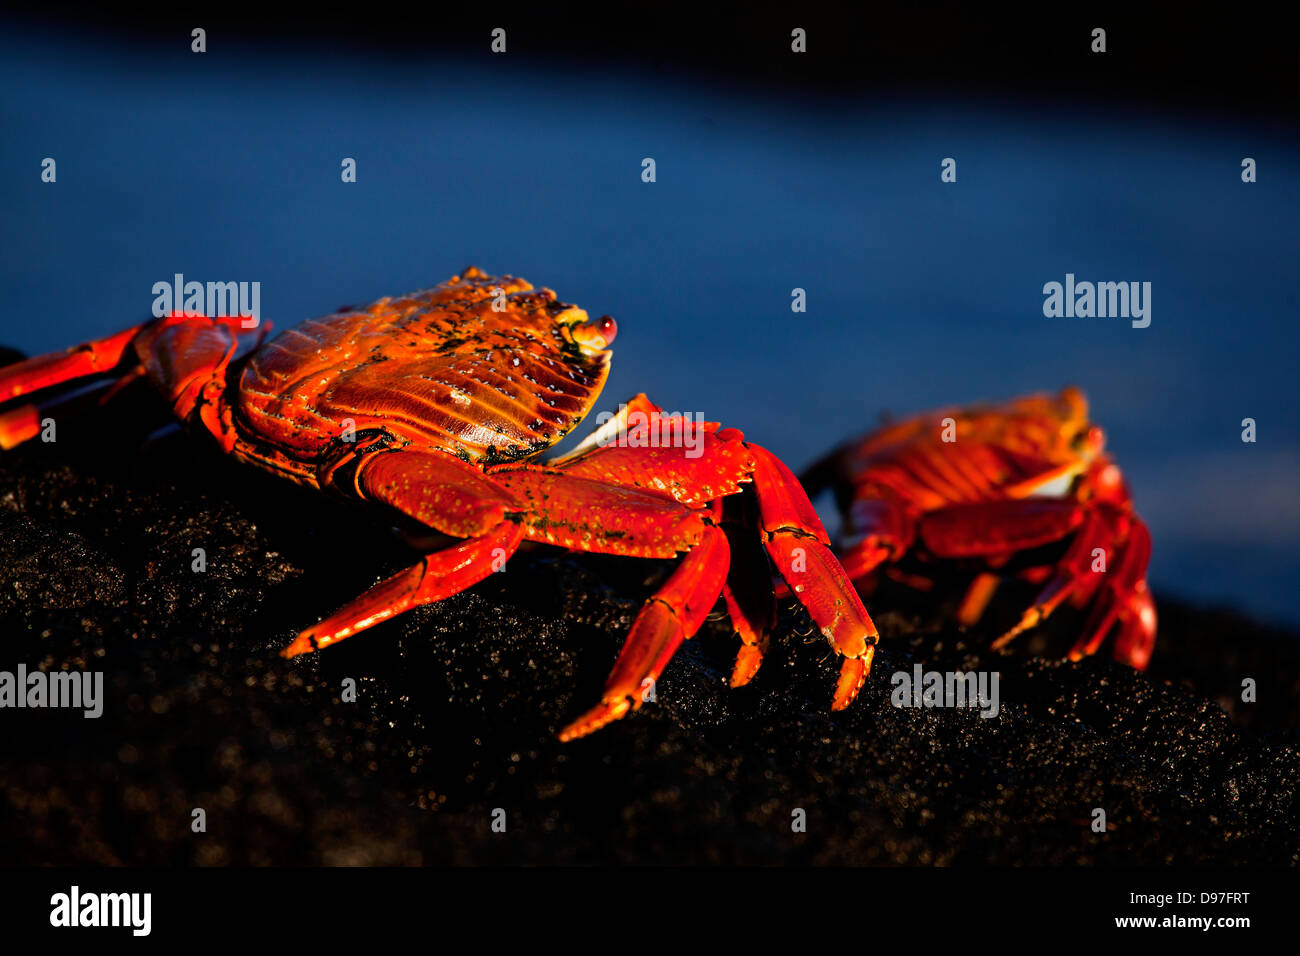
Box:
597;316;618;345
571;315;618;351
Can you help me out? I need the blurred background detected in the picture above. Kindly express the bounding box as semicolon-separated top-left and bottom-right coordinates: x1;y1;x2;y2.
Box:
1;5;1297;624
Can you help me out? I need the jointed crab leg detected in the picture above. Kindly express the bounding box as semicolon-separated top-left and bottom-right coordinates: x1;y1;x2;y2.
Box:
559;521;731;741
990;506;1154;671
286;447;732;737
0;315;268;456
1107;581;1157;670
748;443;878;708
718;499;777;687
1066;518;1153;666
0;324;144;403
918;498;1086;559
990;503;1134;648
281;521;526;656
557;400;881;710
0;378;121;449
282;448;531;655
554;405;881;714
0;325;152;448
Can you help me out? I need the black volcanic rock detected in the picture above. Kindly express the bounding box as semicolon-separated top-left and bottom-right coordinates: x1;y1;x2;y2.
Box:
0;395;1296;865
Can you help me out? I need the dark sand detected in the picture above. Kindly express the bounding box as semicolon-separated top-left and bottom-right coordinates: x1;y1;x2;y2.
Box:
1;374;1296;865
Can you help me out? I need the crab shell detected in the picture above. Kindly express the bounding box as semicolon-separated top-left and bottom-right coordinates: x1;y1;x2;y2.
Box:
192;267;618;481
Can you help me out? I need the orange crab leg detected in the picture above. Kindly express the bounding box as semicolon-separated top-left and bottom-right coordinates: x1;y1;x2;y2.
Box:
838;495;915;581
956;572;1002;627
0;378;118;449
1110;582;1157;670
918;498;1086;558
550;402;882;715
563;412;881;709
989;503;1135;651
130;315;271;450
0;402;42;449
492;467;711;558
559;522;730;741
0;324;144;403
290;446;719;698
0;315;269;457
281;520;526;657
1066;517;1153;663
747;442;878;710
550;399;773;682
719;506;777;688
353;446;523;538
277;448;529;655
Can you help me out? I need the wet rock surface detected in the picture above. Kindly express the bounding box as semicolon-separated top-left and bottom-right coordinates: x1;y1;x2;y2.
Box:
0;393;1296;865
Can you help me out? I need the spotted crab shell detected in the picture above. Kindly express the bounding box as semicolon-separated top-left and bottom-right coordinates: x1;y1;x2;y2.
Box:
234;267;613;464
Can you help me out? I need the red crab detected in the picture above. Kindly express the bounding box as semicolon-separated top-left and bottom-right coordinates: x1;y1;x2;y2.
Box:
801;388;1156;669
0;268;879;739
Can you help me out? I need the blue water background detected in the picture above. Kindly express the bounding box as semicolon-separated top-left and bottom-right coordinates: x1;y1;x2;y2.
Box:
2;25;1297;625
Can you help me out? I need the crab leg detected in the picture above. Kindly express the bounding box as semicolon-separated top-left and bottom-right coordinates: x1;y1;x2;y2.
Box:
1065;517;1153;663
281;521;525;656
719;502;777;687
0;402;43;449
918;498;1087;558
558;523;730;741
281;448;529;655
956;572;1002;626
747;441;879;710
0;324;144;404
489;465;729;738
838;495;915;581
553;402;881;710
1109;581;1158;670
988;503;1133;650
0;378;121;449
550;396;780;683
557;400;882;712
288;444;716;663
0;316;268;455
